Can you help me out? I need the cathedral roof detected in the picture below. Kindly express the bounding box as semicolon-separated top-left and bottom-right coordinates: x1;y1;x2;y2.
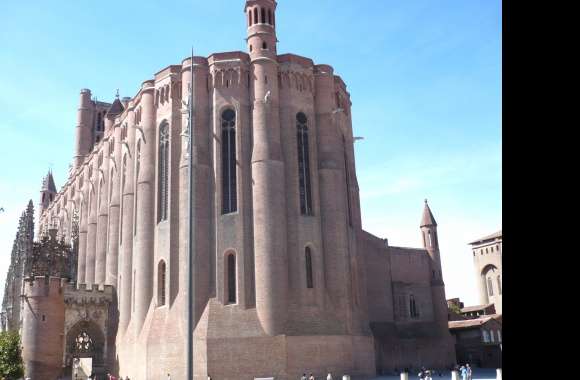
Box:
420;199;437;227
41;171;57;193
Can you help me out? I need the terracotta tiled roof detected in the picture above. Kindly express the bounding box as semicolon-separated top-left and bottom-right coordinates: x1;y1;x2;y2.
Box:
469;230;502;245
420;199;437;227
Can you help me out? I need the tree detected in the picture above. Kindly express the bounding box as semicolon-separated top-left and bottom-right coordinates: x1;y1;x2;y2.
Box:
448;303;462;315
0;331;24;380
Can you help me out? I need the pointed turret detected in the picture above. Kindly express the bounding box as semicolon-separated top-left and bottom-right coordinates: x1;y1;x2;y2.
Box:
39;171;57;216
420;199;449;331
106;91;125;117
420;199;439;255
420;199;437;227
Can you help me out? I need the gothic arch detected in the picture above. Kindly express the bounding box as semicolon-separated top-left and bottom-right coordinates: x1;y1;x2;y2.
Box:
65;320;105;365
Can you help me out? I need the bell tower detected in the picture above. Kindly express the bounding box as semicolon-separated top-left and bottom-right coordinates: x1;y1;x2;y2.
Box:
246;0;289;336
420;199;449;331
245;0;278;60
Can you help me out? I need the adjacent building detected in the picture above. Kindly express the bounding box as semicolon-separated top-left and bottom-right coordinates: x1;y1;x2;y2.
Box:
448;316;502;368
446;230;503;369
469;231;502;314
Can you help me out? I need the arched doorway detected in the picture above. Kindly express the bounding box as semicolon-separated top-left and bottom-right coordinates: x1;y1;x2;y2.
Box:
65;320;105;379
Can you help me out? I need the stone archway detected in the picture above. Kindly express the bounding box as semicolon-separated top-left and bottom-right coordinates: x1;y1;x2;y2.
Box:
65;320;105;378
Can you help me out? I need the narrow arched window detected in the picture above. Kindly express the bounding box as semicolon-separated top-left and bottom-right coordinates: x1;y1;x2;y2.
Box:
297;113;313;215
98;178;104;208
262;41;268;50
158;122;170;222
109;168;114;202
428;231;433;247
342;135;353;226
410;295;419;318
249;11;252;26
497;275;502;295
268;9;272;24
132;269;136;312
120;155;127;245
227;253;236;304
305;247;314;289
482;330;490;342
221;109;237;214
135;140;141;234
158;260;166;306
261;7;266;23
487;277;494;297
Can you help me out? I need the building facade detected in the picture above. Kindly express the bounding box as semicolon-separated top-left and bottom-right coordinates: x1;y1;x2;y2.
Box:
2;1;456;378
469;231;502;314
448;317;502;368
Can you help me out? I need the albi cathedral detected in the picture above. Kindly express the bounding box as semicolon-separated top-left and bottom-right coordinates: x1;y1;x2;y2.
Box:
1;1;455;379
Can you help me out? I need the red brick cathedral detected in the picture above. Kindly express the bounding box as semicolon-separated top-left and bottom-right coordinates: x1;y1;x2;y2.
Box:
2;1;455;378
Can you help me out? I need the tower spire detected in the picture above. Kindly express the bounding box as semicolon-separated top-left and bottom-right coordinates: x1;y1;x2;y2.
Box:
421;198;437;227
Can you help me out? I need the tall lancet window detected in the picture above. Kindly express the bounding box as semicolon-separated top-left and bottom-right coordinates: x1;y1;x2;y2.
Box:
297;112;313;215
227;253;236;304
342;135;353;226
487;277;494;296
158;260;166;306
120;155;127;245
305;247;314;289
134;140;141;235
221;109;237;214
410;294;419;318
158;122;170;222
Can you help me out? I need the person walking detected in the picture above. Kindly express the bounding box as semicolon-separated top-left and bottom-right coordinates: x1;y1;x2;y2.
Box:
308;373;315;380
301;374;307;380
466;364;472;380
326;373;333;380
166;373;171;380
460;366;468;380
418;367;427;379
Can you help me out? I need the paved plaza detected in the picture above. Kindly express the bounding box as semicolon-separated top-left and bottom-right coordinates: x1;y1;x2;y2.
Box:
370;368;499;380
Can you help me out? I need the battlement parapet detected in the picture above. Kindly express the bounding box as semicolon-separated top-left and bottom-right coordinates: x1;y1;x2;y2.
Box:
23;276;66;297
63;283;113;306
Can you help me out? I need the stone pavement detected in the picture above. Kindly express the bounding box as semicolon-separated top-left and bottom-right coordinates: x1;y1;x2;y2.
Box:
370;368;499;380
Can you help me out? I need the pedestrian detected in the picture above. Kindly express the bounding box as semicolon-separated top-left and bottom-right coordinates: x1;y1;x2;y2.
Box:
301;373;307;380
308;373;315;380
167;373;171;380
460;366;468;380
418;367;427;379
327;373;333;380
208;375;212;380
426;370;433;380
466;364;472;380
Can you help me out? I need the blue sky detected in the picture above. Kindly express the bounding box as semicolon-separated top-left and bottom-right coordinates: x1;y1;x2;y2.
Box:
0;0;501;306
